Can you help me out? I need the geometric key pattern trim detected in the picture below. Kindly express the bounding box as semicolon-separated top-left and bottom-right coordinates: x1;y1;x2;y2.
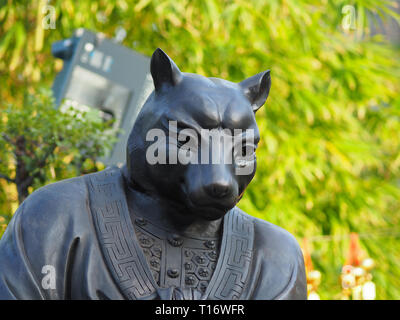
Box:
85;167;254;300
85;168;157;300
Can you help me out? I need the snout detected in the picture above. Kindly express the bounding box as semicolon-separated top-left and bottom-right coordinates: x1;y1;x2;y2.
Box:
204;180;232;199
182;164;239;220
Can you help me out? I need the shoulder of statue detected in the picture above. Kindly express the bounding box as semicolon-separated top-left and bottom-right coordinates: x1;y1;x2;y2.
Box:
234;207;304;262
1;172;94;275
233;207;307;299
17;174;89;225
84;166;127;201
13;168;125;241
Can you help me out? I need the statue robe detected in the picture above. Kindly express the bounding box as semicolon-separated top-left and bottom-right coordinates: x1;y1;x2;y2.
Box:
0;167;306;300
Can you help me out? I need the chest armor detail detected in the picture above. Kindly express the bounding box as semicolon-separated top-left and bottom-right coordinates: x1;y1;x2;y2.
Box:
133;218;220;295
86;167;255;300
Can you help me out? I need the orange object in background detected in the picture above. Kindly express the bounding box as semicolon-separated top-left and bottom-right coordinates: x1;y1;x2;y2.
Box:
340;233;376;300
346;233;363;266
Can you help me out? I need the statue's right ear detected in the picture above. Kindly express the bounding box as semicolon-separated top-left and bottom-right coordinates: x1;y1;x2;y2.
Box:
239;70;271;112
150;48;183;92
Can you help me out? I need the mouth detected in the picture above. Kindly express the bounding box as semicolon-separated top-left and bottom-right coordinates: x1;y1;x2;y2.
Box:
179;179;236;220
184;195;235;220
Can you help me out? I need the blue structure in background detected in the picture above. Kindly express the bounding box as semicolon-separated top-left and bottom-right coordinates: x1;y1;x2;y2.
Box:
51;28;153;166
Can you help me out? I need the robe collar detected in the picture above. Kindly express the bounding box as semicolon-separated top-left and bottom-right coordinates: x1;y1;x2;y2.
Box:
86;167;255;300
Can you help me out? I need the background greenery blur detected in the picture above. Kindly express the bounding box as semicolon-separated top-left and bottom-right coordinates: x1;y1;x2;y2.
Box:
0;0;399;299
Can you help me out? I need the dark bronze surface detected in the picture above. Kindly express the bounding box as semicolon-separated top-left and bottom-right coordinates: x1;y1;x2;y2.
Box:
0;48;307;300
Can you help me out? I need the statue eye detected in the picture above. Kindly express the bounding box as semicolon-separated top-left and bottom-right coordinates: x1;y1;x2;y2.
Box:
234;143;256;167
239;143;256;158
242;145;256;156
177;134;191;147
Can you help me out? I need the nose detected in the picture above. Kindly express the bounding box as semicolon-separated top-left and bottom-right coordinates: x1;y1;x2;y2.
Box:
204;181;232;198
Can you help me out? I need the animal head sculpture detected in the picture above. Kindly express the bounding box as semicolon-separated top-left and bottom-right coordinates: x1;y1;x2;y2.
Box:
127;48;271;221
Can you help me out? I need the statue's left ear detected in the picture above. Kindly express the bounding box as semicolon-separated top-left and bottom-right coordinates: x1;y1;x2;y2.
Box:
150;48;183;93
239;70;271;112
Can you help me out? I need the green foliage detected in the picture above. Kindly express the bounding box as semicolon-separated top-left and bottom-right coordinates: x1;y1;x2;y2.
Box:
0;0;399;299
0;88;116;216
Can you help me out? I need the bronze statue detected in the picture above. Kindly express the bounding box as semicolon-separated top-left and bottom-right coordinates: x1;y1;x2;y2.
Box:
0;49;307;300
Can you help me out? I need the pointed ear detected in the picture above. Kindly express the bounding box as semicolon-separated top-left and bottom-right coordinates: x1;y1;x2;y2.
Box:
239;70;271;112
150;48;183;93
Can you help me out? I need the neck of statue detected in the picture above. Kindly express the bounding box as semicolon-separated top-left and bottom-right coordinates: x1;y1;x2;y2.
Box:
121;167;223;239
